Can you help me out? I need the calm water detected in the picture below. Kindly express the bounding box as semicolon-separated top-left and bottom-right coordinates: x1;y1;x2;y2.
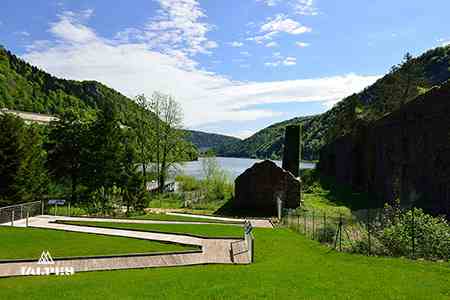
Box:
177;157;315;180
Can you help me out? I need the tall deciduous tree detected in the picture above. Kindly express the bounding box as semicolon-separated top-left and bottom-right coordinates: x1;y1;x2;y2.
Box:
133;94;154;183
149;92;186;192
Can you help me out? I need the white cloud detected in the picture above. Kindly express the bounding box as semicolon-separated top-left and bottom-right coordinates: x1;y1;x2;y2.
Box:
229;41;243;47
265;62;280;67
24;9;379;131
231;129;256;139
50;12;97;44
115;0;216;56
256;0;282;7
283;57;297;66
261;14;311;35
240;51;251;56
15;31;31;37
296;41;310;47
265;53;296;67
437;38;450;46
247;15;311;46
256;0;319;16
293;0;318;16
265;41;278;48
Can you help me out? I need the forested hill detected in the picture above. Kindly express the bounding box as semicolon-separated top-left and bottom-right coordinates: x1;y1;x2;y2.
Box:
0;46;143;123
185;130;241;151
217;45;450;161
0;46;228;151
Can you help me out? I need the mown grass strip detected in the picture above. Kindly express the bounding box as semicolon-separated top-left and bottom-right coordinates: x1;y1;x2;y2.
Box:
0;226;197;261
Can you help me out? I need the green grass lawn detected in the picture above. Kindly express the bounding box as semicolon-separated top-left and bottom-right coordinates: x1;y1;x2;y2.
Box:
0;226;197;261
0;228;448;299
131;213;243;224
57;221;244;238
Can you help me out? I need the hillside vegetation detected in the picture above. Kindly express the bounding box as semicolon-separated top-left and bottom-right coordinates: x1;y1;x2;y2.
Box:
185;130;241;151
0;46;223;152
217;46;450;160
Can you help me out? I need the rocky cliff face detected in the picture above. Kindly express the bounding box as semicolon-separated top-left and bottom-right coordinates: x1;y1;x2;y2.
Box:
318;81;450;217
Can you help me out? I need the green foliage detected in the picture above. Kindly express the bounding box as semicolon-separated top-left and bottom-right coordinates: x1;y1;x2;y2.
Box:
217;46;450;160
47;205;88;217
176;175;202;191
201;156;233;203
380;207;450;260
0;48;140;122
316;224;337;244
186;130;240;151
0;114;47;205
46;109;92;204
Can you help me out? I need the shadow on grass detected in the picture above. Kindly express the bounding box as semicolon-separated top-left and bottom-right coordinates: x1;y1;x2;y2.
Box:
213;198;276;218
301;169;380;211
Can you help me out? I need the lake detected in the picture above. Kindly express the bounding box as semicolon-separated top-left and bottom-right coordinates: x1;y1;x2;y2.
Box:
176;157;315;180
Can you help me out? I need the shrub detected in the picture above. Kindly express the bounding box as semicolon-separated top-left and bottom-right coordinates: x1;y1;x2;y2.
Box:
380;208;450;260
317;224;337;243
176;175;202;192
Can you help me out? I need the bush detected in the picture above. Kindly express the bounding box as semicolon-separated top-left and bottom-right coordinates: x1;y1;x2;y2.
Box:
316;224;337;244
176;175;202;192
48;206;87;217
201;156;233;202
380;208;450;260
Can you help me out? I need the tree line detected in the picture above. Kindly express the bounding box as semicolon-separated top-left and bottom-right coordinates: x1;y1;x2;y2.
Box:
0;92;196;214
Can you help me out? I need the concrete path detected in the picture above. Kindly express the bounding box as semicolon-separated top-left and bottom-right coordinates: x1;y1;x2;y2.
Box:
10;215;241;227
167;212;274;228
0;216;251;278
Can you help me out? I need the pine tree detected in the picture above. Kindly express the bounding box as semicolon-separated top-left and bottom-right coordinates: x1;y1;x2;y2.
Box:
0;114;47;205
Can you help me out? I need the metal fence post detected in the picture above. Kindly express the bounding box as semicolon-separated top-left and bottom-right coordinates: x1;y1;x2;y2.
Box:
297;215;300;232
411;207;415;259
324;213;327;242
11;210;14;226
303;213;307;234
41;200;44;215
312;210;315;240
367;209;371;256
26;210;29;227
339;213;342;252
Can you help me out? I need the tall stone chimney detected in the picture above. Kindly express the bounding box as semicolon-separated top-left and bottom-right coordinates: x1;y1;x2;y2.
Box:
282;125;301;177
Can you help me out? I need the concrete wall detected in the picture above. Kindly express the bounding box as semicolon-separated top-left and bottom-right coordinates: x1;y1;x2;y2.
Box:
318;81;450;217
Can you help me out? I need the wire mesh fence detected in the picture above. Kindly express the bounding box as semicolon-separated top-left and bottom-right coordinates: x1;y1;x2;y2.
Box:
281;206;450;261
0;201;42;225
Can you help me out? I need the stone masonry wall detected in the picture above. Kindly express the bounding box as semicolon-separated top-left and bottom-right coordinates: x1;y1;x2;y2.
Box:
318;81;450;217
234;160;301;213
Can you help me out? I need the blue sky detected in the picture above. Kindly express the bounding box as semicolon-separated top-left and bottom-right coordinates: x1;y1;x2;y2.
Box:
1;0;449;138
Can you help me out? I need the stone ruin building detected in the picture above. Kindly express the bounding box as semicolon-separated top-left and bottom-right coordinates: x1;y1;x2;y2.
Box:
318;81;450;218
234;125;302;214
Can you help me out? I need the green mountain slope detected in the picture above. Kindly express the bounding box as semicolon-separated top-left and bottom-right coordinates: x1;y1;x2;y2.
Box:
185;130;241;151
217;45;450;160
0;46;228;152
